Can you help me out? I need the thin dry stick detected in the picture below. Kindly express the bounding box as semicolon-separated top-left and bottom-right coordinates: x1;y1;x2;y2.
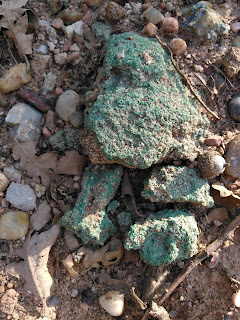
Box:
209;63;235;90
142;213;240;320
155;35;220;120
131;287;147;310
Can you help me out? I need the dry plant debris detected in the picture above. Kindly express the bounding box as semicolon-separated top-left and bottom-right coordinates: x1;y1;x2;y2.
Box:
0;0;38;66
5;212;60;311
12;140;86;186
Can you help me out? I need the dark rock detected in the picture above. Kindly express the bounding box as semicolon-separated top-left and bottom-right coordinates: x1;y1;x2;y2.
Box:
81;288;96;306
228;93;240;122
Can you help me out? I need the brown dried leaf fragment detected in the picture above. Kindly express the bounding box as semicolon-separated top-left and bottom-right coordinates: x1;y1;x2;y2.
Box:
0;0;28;25
12;141;86;187
5;14;33;57
211;183;240;209
12;140;57;187
5;222;60;305
55;151;86;176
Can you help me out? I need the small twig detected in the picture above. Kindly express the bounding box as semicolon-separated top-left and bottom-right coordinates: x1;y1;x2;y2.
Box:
142;213;240;320
5;36;17;64
155;35;220;120
208;63;235;90
231;278;240;287
194;73;215;96
131;287;147;310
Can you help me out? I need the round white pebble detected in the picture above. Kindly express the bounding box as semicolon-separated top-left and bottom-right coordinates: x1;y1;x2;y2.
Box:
232;290;240;307
99;290;124;317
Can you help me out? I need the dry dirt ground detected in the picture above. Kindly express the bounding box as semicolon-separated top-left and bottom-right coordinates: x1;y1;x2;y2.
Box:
1;0;240;319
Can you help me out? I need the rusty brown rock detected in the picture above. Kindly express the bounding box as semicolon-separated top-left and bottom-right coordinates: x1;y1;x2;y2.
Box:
204;135;222;147
0;289;18;315
162;17;179;34
144;22;158;38
17;88;51;112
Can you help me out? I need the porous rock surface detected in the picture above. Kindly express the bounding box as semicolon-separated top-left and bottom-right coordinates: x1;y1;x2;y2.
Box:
61;165;123;246
124;209;199;266
142;165;214;207
83;32;208;169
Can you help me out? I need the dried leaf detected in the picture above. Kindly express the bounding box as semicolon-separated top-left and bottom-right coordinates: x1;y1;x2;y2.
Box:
12;140;57;187
121;171;144;217
5;222;60;304
61;255;79;279
12;141;86;187
5;14;33;57
75;238;123;269
211;183;240;209
0;0;28;24
0;0;38;62
30;201;52;231
55;151;86;175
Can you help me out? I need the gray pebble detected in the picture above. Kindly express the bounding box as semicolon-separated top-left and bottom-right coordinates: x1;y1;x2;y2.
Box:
55;90;80;121
6;183;36;211
5;103;42;142
48;295;60;307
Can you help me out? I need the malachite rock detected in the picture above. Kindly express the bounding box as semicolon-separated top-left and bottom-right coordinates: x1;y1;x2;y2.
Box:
142;165;214;207
61;165;123;246
124;209;199;266
183;2;230;42
83;32;209;169
49;127;82;152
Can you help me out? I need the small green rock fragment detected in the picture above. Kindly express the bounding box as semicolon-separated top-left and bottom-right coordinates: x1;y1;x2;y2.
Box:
49;128;82;152
61;165;123;246
107;200;120;213
117;211;132;232
92;22;112;40
124;209;199;266
142;166;214;207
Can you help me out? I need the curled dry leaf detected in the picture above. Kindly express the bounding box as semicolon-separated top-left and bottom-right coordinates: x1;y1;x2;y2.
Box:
12;141;86;187
61;254;79;279
211;183;240;209
30;200;52;231
0;0;38;64
121;171;144;217
64;238;123;276
5;222;60;306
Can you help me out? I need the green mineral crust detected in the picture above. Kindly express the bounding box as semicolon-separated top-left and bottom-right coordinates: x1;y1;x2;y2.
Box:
124;209;199;266
61;165;123;246
84;32;208;169
142;165;214;207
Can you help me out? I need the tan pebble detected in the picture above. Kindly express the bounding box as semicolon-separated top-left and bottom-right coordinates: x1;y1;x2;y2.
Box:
52;208;61;215
226;131;233;139
199;136;205;144
70;44;80;52
51;18;64;30
232;290;240;307
207;207;228;224
82;4;88;13
142;3;151;11
0;285;5;294
67;52;81;62
73;175;81;181
0;173;9;192
7;283;13;289
55;87;64;95
99;291;124;317
162;17;179;34
169;38;187;55
42;126;52;138
50;200;56;208
0;211;29;240
143;22;158;37
204;135;222;147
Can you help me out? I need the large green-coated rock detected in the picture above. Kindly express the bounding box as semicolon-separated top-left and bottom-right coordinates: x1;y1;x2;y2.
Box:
61;165;123;246
142;165;214;207
124;209;199;266
84;32;208;169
